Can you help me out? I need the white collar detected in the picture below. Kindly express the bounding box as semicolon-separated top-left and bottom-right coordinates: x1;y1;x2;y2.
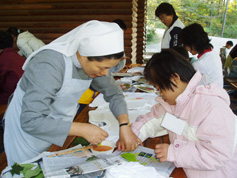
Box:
71;53;81;68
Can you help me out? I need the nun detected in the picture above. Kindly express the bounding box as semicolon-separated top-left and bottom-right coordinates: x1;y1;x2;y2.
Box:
3;20;142;166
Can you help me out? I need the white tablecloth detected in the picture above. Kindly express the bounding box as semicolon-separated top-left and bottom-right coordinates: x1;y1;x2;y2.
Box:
89;92;159;142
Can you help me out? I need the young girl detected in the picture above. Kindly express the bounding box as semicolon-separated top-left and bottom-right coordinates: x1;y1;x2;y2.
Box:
4;20;140;166
179;23;223;87
132;49;237;178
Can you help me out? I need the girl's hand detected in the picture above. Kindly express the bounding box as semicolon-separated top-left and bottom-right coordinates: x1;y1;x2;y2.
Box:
69;122;108;145
154;143;169;162
116;126;143;151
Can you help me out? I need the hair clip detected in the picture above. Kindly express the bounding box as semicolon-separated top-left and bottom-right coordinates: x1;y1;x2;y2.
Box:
17;29;21;33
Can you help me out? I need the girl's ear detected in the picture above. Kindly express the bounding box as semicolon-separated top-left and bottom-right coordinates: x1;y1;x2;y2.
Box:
171;73;181;86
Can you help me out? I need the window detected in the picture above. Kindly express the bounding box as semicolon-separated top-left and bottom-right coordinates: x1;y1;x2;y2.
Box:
144;0;237;61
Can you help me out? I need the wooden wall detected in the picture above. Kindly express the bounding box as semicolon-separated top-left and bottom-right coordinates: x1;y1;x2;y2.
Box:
0;0;146;64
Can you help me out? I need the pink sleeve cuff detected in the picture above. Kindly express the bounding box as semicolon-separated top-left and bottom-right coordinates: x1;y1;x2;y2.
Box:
167;144;176;162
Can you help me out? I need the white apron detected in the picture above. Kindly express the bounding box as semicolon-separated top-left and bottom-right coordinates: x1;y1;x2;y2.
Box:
4;55;92;165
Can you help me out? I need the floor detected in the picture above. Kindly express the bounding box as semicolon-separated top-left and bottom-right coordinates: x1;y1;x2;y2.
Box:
1;86;237;154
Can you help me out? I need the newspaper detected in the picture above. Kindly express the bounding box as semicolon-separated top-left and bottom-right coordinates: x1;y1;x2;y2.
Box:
1;144;174;178
41;146;175;178
41;144;93;177
113;146;175;177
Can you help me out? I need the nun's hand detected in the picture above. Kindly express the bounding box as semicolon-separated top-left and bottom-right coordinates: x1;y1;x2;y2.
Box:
69;122;108;145
116;126;143;151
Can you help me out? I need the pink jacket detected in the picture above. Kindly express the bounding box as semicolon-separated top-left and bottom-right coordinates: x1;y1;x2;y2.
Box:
132;71;237;178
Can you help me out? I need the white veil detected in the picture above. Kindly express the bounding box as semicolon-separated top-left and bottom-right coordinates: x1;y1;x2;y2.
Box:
23;20;124;69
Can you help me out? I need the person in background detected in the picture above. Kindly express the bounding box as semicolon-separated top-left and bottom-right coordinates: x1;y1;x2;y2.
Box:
132;49;237;178
179;23;223;87
220;40;233;67
155;2;185;49
112;19;130;69
4;20;141;166
0;30;25;105
6;27;45;58
224;44;237;71
226;57;237;78
113;19;127;31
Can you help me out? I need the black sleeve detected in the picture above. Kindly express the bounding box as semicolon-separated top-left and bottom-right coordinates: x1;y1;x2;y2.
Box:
169;27;183;48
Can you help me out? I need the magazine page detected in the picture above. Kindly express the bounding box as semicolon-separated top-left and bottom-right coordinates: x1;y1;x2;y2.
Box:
41;144;92;177
112;146;175;177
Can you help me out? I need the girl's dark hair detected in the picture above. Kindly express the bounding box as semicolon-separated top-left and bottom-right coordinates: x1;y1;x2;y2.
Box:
226;41;233;46
155;2;177;18
144;49;196;91
0;30;14;49
87;51;124;62
179;23;212;54
171;46;189;59
6;27;23;37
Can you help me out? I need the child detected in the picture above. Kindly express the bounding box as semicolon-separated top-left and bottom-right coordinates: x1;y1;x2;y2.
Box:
132;49;237;178
179;23;223;87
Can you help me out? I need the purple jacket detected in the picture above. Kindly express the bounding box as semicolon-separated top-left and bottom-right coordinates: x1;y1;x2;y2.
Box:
0;47;25;104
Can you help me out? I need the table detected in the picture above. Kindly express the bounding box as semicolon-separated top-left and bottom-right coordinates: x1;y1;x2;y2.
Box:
224;77;237;90
0;65;186;176
47;103;186;178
